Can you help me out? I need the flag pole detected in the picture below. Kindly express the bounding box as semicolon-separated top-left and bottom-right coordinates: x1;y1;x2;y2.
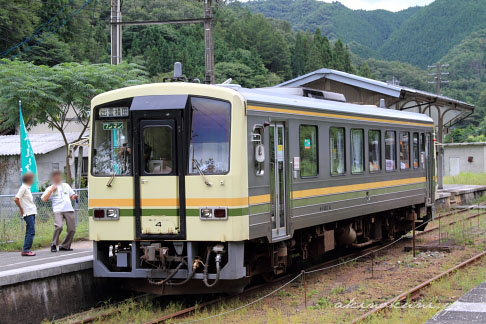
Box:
19;100;22;185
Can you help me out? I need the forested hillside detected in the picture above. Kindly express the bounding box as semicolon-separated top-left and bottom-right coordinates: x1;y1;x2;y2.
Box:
0;0;361;88
242;0;419;53
244;0;486;68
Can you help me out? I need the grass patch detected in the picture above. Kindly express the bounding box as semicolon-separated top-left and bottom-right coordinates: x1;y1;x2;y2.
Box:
0;217;89;252
0;190;89;251
444;172;486;185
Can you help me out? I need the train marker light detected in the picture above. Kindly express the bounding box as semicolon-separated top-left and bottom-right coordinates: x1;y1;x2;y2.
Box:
94;209;105;219
93;208;120;220
214;209;226;218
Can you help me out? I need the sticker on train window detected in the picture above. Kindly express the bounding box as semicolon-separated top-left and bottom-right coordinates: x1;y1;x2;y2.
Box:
103;122;124;130
277;144;284;161
304;139;311;149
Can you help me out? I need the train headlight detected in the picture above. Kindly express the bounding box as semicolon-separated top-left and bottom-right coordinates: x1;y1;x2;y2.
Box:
200;208;212;218
106;208;119;219
93;208;120;220
199;208;227;220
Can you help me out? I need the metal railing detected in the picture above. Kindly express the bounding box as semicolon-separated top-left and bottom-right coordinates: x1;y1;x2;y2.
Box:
0;189;88;244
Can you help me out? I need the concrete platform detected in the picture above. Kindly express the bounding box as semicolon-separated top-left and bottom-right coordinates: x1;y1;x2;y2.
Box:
0;241;93;287
426;282;486;323
436;184;486;210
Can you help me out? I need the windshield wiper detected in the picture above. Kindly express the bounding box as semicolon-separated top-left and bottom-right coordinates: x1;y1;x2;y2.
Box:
106;173;115;187
192;159;212;187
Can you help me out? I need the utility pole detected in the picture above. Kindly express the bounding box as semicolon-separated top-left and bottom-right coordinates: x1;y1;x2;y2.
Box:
110;0;122;65
204;0;215;84
386;76;400;86
428;62;449;189
428;62;449;95
109;0;215;84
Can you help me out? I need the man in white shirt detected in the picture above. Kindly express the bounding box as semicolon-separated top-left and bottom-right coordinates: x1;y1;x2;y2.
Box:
13;172;37;256
41;170;78;252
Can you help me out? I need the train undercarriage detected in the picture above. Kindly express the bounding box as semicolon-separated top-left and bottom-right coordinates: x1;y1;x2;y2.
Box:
93;204;433;295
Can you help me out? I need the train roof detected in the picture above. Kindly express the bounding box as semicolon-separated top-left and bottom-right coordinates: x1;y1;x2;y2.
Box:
230;86;434;125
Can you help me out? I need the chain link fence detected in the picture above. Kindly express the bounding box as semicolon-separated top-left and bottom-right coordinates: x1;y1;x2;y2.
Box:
0;189;88;245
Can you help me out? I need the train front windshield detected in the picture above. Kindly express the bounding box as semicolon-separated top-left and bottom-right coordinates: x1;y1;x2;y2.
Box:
92;107;132;176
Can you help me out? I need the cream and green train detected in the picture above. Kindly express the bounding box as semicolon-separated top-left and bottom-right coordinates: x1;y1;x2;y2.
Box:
89;81;435;294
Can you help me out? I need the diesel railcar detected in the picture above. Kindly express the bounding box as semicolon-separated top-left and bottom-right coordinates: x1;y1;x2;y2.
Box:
88;82;436;294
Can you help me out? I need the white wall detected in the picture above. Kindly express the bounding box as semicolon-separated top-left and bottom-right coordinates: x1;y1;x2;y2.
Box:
444;144;486;176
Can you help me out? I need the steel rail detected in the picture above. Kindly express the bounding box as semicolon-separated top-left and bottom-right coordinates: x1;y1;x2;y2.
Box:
351;250;486;323
417;209;486;236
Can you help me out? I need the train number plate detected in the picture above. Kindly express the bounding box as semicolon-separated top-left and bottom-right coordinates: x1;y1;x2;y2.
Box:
141;215;179;235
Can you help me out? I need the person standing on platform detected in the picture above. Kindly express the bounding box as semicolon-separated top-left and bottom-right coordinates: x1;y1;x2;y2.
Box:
13;172;37;256
41;170;78;252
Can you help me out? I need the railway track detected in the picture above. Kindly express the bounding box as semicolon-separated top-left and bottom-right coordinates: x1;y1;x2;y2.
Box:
141;244;385;324
418;208;486;236
351;250;486;323
61;207;484;324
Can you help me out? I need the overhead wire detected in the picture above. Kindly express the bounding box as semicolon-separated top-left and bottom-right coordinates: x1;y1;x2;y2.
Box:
0;0;74;57
6;0;94;60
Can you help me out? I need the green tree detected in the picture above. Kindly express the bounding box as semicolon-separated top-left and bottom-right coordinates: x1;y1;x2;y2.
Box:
0;60;147;183
305;29;325;72
358;62;373;78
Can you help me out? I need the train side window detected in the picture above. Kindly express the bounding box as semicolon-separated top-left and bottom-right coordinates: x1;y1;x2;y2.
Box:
413;132;420;168
420;133;426;168
330;127;345;175
368;130;381;172
385;131;396;171
300;125;318;177
400;132;410;169
253;126;264;176
351;129;364;174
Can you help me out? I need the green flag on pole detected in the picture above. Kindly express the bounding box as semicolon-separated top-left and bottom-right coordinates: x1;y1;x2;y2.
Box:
19;100;39;192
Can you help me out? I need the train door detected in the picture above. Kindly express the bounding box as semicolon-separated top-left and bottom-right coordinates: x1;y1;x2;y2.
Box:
133;111;186;240
269;122;288;239
424;132;434;204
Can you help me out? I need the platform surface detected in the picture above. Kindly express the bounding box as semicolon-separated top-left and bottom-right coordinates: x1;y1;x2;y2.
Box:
439;184;486;195
0;241;93;286
426;282;486;324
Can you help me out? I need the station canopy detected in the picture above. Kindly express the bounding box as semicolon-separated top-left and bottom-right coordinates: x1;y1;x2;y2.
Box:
276;68;475;140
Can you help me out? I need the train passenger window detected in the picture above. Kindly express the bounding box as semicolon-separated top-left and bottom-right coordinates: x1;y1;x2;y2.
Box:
413;132;420;168
420;133;426;168
400;132;410;169
92;119;131;176
351;129;364;174
188;97;231;175
330;127;345;175
142;126;174;175
385;131;396;171
369;130;381;172
300;125;318;177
